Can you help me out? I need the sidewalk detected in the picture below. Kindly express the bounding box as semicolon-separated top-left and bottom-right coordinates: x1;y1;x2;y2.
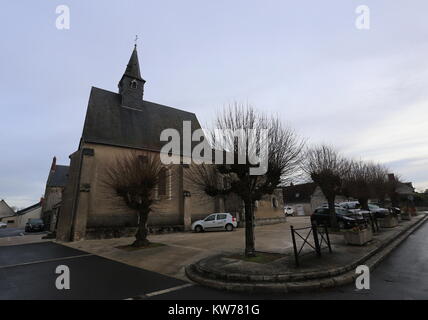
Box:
60;216;311;280
186;214;428;293
0;233;50;246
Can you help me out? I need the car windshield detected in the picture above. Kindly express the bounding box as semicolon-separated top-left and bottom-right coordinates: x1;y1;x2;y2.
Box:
369;204;380;209
335;208;349;215
28;219;43;224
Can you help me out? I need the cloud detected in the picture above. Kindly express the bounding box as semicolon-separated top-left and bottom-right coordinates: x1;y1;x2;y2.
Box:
341;100;428;190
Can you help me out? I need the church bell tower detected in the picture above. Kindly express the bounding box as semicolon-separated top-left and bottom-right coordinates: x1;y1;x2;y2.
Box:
118;45;146;108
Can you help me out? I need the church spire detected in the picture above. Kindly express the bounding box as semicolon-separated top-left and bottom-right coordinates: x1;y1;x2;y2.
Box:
118;44;146;107
123;44;144;81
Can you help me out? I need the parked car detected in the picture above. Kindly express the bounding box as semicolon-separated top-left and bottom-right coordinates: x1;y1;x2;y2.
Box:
25;218;44;232
192;213;238;232
311;207;365;229
367;204;389;218
284;206;294;216
0;222;7;229
321;203;341;208
339;201;389;219
339;201;361;210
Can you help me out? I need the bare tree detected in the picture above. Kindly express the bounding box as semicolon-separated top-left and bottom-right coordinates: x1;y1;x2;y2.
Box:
369;164;390;207
187;104;305;257
103;152;165;247
386;173;403;208
301;145;350;229
343;161;383;210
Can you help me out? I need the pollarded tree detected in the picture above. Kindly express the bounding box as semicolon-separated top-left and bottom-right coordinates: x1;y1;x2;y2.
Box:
103;152;166;247
343;160;381;210
187;105;305;257
368;164;389;207
302;145;350;229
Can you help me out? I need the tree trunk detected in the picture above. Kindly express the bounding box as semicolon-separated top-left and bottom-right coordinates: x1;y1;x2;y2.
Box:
359;198;369;211
390;192;399;208
244;200;256;257
378;196;386;208
133;209;150;247
327;196;338;229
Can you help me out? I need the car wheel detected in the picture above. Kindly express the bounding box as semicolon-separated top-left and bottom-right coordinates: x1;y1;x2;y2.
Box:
225;224;234;232
195;225;203;233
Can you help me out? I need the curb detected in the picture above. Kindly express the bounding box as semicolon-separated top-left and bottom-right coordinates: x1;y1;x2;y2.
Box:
185;215;428;293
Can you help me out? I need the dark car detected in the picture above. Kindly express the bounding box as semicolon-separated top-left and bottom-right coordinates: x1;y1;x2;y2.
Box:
25;218;45;232
311;207;364;229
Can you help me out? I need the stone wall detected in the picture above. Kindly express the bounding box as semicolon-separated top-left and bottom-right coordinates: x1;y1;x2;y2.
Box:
57;142;287;241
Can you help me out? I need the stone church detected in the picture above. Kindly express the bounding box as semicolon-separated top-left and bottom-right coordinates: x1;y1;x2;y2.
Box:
56;46;284;242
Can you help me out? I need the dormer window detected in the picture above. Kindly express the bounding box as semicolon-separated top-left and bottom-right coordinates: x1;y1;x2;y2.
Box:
130;80;138;89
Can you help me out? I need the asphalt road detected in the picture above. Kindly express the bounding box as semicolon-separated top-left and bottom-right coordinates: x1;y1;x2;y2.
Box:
1;219;427;300
0;242;185;299
0;228;47;238
153;220;428;300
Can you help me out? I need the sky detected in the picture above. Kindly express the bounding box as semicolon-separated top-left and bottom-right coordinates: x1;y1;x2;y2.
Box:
0;0;427;209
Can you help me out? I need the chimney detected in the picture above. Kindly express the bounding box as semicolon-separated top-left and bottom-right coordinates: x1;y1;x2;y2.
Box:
388;173;395;182
51;156;57;171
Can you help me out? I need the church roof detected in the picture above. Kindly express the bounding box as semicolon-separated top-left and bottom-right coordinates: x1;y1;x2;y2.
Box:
47;165;69;188
81;87;202;152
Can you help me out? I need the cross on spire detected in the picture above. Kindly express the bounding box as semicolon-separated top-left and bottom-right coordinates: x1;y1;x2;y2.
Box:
134;35;139;48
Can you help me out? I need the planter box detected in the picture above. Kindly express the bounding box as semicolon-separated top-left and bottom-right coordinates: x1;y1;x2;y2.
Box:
344;228;373;246
379;215;398;228
400;213;412;221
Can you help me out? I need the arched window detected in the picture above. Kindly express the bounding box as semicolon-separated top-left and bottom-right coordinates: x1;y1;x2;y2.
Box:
130;80;138;89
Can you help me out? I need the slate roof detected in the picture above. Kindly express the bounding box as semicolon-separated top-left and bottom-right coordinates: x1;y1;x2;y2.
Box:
16;202;42;216
47;165;69;187
81;87;202;152
123;46;144;81
396;182;415;195
282;183;317;203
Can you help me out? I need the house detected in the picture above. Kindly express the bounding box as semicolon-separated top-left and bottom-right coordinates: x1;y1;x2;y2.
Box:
282;183;347;216
0;201;42;228
0;199;15;219
42;157;69;231
0;199;16;226
56;45;284;242
387;173;416;206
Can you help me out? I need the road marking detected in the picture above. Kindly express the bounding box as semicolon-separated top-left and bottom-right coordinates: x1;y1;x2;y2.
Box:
0;254;93;269
126;283;194;300
146;283;194;297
